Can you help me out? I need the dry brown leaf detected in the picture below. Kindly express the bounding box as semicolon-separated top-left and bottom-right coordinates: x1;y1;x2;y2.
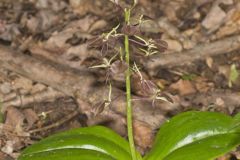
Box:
133;120;154;150
162;1;184;22
194;77;214;93
0;151;13;160
202;0;234;33
206;57;214;69
216;5;240;38
30;83;47;94
5;107;25;129
218;65;230;79
215;97;225;107
4;107;30;137
0;82;12;94
163;39;183;52
69;0;94;16
65;44;92;66
1;138;23;158
216;23;239;38
24;16;40;33
170;79;196;95
44;17;95;51
22;109;39;129
11;76;33;92
88;20;107;33
1;140;14;155
202;5;227;31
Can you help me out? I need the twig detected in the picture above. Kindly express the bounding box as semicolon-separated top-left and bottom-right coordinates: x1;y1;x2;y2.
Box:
145;35;240;75
29;110;79;134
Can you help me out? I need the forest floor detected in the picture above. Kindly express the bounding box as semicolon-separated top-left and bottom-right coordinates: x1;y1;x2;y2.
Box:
0;0;240;159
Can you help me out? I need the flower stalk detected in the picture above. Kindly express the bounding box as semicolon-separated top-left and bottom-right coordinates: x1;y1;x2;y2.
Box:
124;8;137;160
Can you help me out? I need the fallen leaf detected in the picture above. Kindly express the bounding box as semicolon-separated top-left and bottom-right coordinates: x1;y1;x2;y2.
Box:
215;97;225;107
4;107;27;136
206;57;214;69
69;0;93;16
163;39;182;52
170;79;196;95
133;120;154;149
1;141;14;155
88;20;107;33
202;4;227;31
12;76;33;92
22;109;39;129
0;82;12;94
0;151;14;160
194;77;214;93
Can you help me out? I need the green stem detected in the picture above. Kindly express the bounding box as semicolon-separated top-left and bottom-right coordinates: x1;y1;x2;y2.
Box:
124;9;137;160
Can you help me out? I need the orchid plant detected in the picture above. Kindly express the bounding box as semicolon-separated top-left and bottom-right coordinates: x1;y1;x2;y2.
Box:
19;1;240;160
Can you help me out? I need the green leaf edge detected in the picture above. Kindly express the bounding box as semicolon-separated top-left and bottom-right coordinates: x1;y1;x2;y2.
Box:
19;148;115;160
144;111;240;160
19;126;140;160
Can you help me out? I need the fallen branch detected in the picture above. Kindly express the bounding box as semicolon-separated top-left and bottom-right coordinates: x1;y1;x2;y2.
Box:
29;34;240;79
2;88;65;112
28;43;99;71
0;45;171;129
145;35;240;75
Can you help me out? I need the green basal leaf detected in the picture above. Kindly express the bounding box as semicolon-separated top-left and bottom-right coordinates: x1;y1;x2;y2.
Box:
229;112;240;133
233;112;240;123
144;111;240;160
19;126;141;160
19;112;240;160
19;149;115;160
